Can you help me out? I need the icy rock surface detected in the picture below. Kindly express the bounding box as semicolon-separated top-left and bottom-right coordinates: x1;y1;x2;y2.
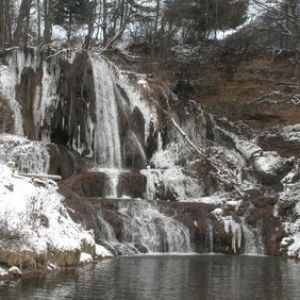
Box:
0;134;49;174
0;49;39;136
279;168;300;258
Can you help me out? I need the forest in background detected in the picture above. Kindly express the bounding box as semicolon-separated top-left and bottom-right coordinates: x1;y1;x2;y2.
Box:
0;1;298;57
2;0;298;50
0;0;249;48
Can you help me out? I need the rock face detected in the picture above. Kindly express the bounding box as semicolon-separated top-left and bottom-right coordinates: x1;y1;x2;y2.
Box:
1;47;300;259
258;125;300;159
0;96;14;134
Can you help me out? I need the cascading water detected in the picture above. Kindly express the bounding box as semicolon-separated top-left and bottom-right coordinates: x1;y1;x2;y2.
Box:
89;54;122;168
241;219;265;255
206;221;214;253
97;200;192;254
0;48;272;257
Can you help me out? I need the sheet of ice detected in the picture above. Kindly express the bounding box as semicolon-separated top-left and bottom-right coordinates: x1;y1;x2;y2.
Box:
0;65;23;135
33;60;61;143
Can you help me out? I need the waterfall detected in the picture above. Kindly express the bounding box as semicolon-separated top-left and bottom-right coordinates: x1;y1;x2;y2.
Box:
117;201;191;253
97;212;117;243
130;131;147;163
241;219;265;255
93;167;120;198
223;217;242;254
97;200;192;254
207;221;214;253
89;54;122;168
240;204;265;255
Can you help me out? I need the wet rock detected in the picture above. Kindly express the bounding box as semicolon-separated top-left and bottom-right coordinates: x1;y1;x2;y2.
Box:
16;67;42;139
258;125;300;158
251;196;278;208
49;250;81;267
117;171;146;198
130;107;145;147
71;172;110;198
0;96;14;134
48;144;75;179
122;132;147;169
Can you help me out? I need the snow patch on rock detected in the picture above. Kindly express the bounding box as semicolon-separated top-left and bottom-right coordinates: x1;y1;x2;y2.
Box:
0;163;95;256
95;244;114;258
80;252;93;264
0;134;49;173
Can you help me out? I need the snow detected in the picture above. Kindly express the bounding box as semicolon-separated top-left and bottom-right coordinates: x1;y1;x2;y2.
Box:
268;125;300;145
0;134;50;174
80;252;93;264
193;194;229;206
0;267;8;277
234;139;262;161
95;244;114;258
211;208;223;217
253;152;287;176
279;173;300;257
0;162;95;255
281;237;293;247
137;79;148;87
8;266;22;275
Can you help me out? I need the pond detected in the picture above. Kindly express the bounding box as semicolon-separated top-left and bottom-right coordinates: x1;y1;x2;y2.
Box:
1;255;300;300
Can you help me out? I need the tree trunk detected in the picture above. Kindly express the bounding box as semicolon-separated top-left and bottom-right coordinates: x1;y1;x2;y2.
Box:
37;0;41;43
0;0;4;46
154;0;160;36
44;0;53;44
102;0;108;45
13;0;33;45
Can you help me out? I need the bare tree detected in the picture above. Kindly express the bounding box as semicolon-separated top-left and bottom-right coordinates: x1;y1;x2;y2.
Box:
252;0;300;48
0;0;14;47
14;0;33;46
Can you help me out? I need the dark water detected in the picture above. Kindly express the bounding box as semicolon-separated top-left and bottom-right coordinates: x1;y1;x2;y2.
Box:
1;255;300;300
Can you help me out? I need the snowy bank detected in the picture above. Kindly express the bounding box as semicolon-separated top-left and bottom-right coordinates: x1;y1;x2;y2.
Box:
0;162;97;269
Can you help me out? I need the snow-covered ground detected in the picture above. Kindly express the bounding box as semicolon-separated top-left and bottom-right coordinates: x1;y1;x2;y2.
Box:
0;135;113;272
0;162;94;254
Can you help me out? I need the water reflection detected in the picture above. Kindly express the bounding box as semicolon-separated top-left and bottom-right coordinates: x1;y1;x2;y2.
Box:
1;255;300;300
